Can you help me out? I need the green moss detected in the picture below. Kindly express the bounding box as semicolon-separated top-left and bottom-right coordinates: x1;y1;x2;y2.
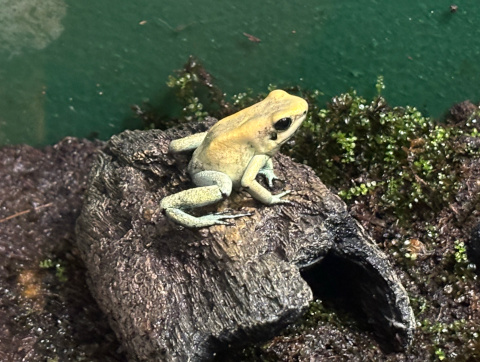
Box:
454;240;468;264
39;258;68;283
434;348;446;360
295;299;347;330
286;77;479;223
135;56;265;130
420;318;480;360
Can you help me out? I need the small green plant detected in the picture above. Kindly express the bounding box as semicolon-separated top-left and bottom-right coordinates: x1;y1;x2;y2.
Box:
454;240;468;264
135;57;265;130
409;295;429;316
39;259;55;269
166;75;209;122
435;348;446;360
339;181;379;200
299;299;344;329
39;258;68;283
331;131;358;163
420;318;479;360
375;75;385;95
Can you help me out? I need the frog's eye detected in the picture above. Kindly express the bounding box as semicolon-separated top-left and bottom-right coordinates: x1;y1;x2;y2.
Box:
274;117;292;131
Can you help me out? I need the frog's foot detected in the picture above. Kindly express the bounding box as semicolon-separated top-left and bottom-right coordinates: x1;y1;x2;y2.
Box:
197;211;252;226
161;170;251;228
258;168;279;188
269;190;292;205
165;209;251;228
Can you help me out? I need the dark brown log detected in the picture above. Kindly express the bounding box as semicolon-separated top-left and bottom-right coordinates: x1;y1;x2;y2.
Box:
76;119;415;361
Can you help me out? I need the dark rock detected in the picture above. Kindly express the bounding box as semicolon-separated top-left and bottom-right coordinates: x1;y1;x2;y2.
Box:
468;222;480;268
76;119;415;361
448;100;478;124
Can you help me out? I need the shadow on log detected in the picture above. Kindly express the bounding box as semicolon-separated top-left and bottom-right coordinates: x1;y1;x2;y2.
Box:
76;119;415;361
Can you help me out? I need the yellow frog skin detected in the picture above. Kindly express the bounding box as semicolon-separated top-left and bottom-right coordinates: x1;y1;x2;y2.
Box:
160;89;308;228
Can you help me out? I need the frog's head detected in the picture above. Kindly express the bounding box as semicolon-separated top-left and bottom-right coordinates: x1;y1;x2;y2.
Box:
243;89;308;155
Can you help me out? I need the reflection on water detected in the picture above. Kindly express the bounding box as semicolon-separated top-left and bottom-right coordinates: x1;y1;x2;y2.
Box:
0;67;46;145
0;0;65;145
0;0;66;56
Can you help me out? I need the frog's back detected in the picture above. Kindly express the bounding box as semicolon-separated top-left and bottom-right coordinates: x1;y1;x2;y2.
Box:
187;125;255;187
186;89;308;186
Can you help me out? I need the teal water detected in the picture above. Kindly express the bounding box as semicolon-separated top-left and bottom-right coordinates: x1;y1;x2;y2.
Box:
0;0;479;146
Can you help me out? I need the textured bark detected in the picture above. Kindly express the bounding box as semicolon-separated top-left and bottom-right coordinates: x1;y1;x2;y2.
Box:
76;119;415;361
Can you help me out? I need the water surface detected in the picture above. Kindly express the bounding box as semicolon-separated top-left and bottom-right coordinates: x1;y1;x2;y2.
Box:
0;0;478;145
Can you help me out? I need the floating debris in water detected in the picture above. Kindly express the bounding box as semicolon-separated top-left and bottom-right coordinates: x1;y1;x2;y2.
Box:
243;32;261;43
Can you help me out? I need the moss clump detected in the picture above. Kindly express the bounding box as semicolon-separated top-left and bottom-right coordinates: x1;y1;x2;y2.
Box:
133;56;265;130
286;77;479;223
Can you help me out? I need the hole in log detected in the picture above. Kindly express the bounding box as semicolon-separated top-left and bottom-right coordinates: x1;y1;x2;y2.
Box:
300;252;406;353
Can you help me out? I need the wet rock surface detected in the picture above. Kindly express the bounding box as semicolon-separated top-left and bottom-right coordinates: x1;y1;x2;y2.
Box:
76;119;415;361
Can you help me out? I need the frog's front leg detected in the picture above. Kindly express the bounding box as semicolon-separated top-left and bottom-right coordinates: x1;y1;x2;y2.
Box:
241;155;291;205
257;158;279;188
160;170;249;228
169;132;207;153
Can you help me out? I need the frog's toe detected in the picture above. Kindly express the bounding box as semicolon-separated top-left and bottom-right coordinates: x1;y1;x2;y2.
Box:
266;177;277;189
270;190;292;205
259;169;279;188
199;212;252;226
264;175;277;188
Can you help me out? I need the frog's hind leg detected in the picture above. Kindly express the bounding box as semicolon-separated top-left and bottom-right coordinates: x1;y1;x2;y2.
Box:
160;171;249;228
